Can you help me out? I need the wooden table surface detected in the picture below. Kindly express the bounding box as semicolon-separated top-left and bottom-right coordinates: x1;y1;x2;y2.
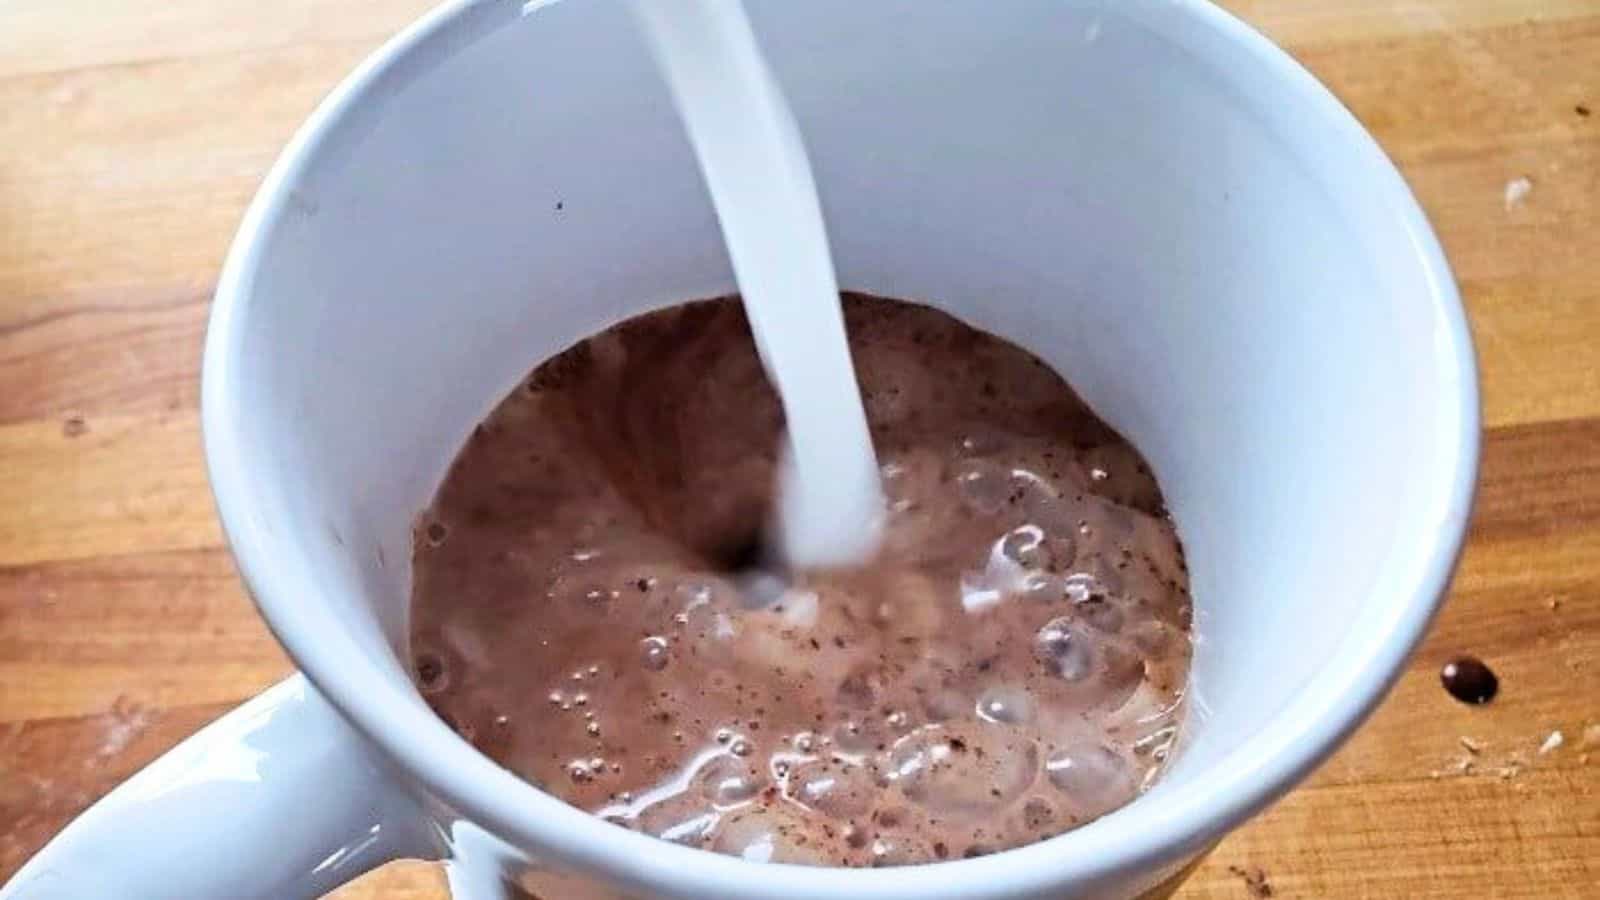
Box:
2;1;1596;896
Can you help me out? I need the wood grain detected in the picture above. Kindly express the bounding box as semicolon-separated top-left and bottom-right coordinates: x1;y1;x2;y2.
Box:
1;1;1596;897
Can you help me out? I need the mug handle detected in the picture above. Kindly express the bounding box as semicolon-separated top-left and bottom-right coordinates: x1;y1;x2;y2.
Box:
1;675;445;900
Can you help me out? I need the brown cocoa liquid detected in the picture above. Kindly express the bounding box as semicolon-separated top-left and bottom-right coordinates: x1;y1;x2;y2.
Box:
410;294;1191;866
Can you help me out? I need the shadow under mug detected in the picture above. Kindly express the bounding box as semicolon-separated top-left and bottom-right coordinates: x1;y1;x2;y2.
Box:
3;0;1477;897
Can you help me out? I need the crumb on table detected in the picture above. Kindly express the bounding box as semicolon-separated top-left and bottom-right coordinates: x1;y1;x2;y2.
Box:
1227;865;1274;898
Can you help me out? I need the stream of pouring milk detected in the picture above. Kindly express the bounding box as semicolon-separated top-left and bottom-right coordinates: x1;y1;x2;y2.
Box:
629;0;884;568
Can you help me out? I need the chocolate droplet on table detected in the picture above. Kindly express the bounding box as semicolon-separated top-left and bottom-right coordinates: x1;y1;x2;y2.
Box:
1440;655;1498;704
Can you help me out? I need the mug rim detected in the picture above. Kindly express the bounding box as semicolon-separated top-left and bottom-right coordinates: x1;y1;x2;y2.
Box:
202;0;1480;895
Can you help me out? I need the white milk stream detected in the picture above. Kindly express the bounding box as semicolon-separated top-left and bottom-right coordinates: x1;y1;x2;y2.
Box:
629;0;884;568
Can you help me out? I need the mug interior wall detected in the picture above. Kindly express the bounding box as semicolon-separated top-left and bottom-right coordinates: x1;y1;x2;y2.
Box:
228;0;1449;799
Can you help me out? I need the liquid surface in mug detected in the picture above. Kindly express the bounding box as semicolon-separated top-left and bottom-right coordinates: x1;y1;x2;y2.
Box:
409;293;1192;866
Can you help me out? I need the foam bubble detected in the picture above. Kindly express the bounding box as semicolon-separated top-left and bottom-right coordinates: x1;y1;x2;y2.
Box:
1034;618;1094;681
887;723;1039;818
414;651;450;695
975;685;1036;725
1061;572;1104;604
640;635;671;671
1045;742;1136;818
713;808;833;865
672;580;733;632
1076;596;1124;633
1000;524;1051;569
790;759;875;818
424;521;449;546
954;461;1012;515
639;797;719;846
697;756;764;808
1016;571;1066;604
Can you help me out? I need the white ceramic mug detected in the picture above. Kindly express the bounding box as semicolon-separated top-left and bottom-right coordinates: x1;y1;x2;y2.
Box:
3;0;1478;897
